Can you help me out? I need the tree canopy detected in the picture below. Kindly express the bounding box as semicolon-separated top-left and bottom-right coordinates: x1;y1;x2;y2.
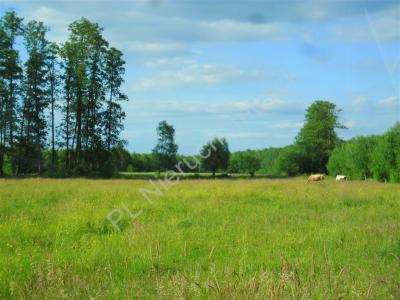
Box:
200;138;230;177
0;11;128;177
152;120;178;172
296;100;346;173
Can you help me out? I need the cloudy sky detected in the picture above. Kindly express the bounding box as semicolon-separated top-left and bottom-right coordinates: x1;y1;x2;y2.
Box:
1;0;399;154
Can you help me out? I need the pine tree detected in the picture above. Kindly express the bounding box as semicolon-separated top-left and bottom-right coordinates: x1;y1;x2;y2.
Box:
0;27;9;176
0;11;23;176
104;47;127;153
48;43;59;175
18;20;50;173
59;41;76;172
67;18;107;172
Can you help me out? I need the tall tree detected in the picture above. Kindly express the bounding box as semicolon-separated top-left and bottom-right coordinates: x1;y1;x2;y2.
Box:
18;20;50;173
85;21;108;170
228;150;261;177
0;11;23;176
295;100;346;173
104;47;127;152
241;151;261;177
48;42;59;175
59;41;76;171
65;18;111;172
152;120;178;172
0;12;130;177
0;27;9;176
67;20;87;169
200;137;230;177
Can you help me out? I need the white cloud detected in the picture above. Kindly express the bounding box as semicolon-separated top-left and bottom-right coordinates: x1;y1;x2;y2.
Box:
123;42;197;57
378;95;400;108
144;57;197;68
351;95;368;112
204;131;293;142
128;98;288;115
134;63;265;90
26;6;71;43
343;120;357;129
4;0;399;48
198;19;296;42
272;122;303;129
213;132;277;140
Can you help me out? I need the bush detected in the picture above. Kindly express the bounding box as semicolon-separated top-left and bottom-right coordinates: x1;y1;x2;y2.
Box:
327;122;400;182
99;158;116;178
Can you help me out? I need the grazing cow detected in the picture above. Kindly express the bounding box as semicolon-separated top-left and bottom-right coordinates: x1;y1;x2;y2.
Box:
336;175;347;181
307;174;325;182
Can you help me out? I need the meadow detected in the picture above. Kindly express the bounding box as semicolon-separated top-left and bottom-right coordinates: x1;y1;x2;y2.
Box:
0;178;399;299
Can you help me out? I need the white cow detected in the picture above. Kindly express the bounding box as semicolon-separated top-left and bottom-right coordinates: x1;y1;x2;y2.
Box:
336;175;347;181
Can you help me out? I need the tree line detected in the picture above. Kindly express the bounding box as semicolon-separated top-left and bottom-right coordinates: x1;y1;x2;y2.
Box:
327;123;400;182
130;101;346;178
0;11;127;177
119;101;400;183
122;101;347;178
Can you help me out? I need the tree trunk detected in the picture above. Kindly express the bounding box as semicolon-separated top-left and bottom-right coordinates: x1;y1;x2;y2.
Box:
107;87;113;152
0;102;3;176
51;80;55;175
65;92;70;171
9;78;16;176
76;89;82;167
0;147;4;177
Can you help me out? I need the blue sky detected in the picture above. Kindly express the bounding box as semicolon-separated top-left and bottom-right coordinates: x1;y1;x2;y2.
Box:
1;0;399;154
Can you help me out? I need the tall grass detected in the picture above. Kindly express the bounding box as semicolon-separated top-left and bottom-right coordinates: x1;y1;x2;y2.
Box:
0;178;399;299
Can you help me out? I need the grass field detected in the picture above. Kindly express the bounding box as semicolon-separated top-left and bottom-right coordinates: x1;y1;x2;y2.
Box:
0;178;399;299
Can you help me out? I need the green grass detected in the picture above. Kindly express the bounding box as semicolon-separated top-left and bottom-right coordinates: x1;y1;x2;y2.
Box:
118;171;274;179
0;178;399;299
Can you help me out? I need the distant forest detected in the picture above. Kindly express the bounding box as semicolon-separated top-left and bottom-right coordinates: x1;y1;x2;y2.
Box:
1;11;399;181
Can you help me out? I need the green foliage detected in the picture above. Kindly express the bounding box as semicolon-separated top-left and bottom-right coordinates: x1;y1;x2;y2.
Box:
296;100;345;173
176;155;200;173
105;47;127;152
200;137;230;177
99;156;116;178
152;120;178;172
0;11;129;177
276;145;301;176
259;147;282;175
18;20;51;174
370;123;400;182
131;153;157;172
2;154;12;176
111;145;132;172
0;11;24;176
228;153;241;173
229;150;261;176
126;164;134;173
327;122;400;183
326;143;348;177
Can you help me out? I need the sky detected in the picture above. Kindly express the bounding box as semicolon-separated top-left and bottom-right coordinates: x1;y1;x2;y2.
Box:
1;0;399;154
